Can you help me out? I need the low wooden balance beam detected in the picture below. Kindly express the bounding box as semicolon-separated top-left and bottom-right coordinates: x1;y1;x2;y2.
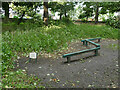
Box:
62;37;101;63
81;37;101;46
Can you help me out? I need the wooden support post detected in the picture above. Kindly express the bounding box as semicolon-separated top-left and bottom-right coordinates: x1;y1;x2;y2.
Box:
86;41;88;46
67;57;71;63
94;49;98;56
29;58;31;62
63;38;101;62
36;58;37;63
98;39;100;42
83;41;85;45
29;58;37;63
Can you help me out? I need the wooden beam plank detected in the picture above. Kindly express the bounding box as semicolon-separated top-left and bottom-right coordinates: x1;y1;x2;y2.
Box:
63;47;100;58
81;37;101;42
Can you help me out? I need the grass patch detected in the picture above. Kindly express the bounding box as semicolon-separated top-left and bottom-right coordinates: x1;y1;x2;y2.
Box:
2;70;45;88
2;22;118;54
108;44;119;50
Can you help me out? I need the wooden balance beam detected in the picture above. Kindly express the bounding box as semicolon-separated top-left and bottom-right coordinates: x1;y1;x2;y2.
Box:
62;38;101;63
81;37;101;45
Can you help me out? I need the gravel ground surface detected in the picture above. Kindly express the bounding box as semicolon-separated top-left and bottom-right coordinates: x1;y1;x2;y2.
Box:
16;39;118;88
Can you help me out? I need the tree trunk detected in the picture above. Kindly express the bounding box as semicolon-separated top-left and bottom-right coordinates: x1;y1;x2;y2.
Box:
60;13;62;20
64;9;67;17
3;2;9;18
43;1;49;26
95;3;99;24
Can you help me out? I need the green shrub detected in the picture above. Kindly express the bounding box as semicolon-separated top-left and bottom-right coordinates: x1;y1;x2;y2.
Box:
81;18;87;22
102;17;106;22
2;42;17;72
13;16;18;19
106;16;120;29
32;14;43;27
61;17;73;24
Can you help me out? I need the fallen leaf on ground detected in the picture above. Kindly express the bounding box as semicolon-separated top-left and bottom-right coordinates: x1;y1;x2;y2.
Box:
51;73;54;76
72;83;75;86
53;79;57;82
47;74;50;76
38;66;41;68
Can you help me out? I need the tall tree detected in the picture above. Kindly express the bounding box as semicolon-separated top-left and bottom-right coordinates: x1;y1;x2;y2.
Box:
2;2;9;18
94;2;99;24
12;2;42;24
49;2;76;20
43;1;49;26
106;2;120;13
63;2;76;18
79;2;93;21
92;2;120;23
90;2;103;23
49;2;64;20
79;2;110;23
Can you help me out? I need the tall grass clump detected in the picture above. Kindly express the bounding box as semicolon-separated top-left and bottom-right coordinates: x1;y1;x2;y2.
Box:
3;21;118;54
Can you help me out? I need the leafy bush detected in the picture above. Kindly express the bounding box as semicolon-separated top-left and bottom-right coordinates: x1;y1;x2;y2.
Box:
1;15;5;18
61;17;73;24
2;42;17;72
32;14;43;26
106;16;120;29
2;20;40;32
81;18;87;22
102;17;106;22
13;16;18;19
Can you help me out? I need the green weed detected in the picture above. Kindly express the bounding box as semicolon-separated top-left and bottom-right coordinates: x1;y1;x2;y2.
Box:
2;70;45;88
108;44;119;50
